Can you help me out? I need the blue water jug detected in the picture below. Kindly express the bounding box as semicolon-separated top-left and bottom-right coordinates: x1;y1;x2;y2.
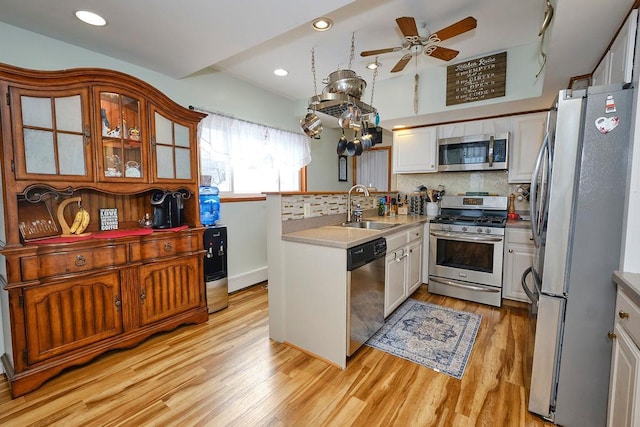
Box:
199;186;220;225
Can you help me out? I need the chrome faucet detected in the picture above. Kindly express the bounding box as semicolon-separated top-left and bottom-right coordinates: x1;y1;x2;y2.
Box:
347;184;370;222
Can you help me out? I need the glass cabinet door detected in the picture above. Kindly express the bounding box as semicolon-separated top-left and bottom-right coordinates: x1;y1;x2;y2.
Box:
10;86;93;181
151;105;194;182
97;89;146;181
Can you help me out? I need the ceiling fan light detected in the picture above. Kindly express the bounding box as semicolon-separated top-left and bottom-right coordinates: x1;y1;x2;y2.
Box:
366;61;381;70
312;18;333;31
273;68;288;77
75;10;107;26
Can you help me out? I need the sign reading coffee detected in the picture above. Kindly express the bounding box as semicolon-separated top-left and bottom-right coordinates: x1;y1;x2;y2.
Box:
446;52;507;106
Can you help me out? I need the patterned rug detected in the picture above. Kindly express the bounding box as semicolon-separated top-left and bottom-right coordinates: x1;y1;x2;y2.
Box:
366;299;481;379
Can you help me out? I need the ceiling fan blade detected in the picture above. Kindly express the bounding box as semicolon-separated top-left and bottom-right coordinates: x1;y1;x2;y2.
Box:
427;46;459;61
431;16;477;42
360;47;403;57
396;16;419;39
391;54;413;73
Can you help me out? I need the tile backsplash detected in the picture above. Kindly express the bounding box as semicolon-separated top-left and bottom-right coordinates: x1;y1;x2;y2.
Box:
280;171;531;221
396;171;531;211
282;193;381;221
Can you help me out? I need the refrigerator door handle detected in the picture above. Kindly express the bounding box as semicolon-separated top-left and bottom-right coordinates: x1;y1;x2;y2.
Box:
521;266;538;304
530;132;549;248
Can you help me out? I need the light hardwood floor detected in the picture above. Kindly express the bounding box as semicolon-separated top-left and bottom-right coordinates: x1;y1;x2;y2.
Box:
0;283;555;426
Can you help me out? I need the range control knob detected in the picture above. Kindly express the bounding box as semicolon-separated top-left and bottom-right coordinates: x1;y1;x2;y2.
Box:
477;228;483;233
461;226;467;232
485;228;492;234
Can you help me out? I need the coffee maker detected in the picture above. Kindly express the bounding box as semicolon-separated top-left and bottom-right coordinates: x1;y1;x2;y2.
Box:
151;190;184;229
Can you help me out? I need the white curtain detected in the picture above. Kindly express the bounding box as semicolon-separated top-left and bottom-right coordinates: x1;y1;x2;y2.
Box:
198;113;311;172
356;149;389;191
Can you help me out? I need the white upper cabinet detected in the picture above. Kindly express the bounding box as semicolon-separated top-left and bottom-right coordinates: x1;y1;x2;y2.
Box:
610;9;638;84
438;118;510;139
508;112;547;183
392;127;437;173
592;52;612;87
594;9;637;86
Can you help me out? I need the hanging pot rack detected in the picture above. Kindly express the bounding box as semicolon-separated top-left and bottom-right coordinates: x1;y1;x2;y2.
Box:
306;33;378;120
309;92;376;119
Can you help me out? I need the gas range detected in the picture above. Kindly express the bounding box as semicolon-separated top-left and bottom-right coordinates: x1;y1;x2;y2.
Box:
428;194;509;307
430;195;508;235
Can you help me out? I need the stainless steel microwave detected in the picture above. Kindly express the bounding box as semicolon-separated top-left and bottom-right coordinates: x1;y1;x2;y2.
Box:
438;132;509;172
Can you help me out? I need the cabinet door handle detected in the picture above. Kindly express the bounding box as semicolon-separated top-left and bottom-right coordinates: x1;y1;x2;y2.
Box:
75;255;87;267
164;242;173;252
114;295;122;311
83;124;91;142
508;249;513;253
607;331;617;340
619;310;629;319
140;288;146;304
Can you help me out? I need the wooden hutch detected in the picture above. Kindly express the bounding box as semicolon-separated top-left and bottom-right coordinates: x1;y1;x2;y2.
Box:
0;63;208;397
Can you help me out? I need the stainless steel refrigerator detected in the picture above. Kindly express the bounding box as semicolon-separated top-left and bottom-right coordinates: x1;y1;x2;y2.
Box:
524;84;634;425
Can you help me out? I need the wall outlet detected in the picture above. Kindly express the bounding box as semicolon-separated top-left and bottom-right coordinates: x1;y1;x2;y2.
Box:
303;202;311;218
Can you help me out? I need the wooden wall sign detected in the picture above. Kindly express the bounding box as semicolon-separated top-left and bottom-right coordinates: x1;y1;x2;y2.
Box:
446;52;507;106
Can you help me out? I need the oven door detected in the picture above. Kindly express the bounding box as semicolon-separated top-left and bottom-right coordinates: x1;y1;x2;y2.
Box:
428;230;504;287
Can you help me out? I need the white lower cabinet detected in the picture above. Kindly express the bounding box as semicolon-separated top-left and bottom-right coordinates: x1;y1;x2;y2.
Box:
385;249;407;317
384;224;424;317
502;227;534;302
607;288;640;427
407;239;422;295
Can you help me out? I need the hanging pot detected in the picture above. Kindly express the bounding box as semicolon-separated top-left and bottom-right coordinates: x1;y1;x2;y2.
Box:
300;112;323;138
338;104;361;130
323;69;358;84
322;77;367;99
337;130;347;155
346;137;363;157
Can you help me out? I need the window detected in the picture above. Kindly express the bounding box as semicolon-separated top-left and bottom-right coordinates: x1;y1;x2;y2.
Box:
198;113;311;194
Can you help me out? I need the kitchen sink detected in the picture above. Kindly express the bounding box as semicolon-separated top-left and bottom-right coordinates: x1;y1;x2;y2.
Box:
341;221;399;230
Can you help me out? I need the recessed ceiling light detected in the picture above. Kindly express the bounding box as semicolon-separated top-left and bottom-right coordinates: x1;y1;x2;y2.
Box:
312;18;333;31
273;68;288;77
75;10;107;27
366;61;381;70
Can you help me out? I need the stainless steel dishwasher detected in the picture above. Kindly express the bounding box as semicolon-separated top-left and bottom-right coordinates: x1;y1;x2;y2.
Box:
346;237;386;356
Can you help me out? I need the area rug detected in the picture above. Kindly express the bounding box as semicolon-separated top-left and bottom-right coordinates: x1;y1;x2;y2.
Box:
366;299;481;379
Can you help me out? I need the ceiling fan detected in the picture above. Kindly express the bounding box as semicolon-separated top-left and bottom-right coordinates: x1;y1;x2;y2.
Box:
360;16;477;73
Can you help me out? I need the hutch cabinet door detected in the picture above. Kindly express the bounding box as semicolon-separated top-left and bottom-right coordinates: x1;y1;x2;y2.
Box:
23;271;123;364
138;254;203;326
94;87;148;182
9;86;93;182
150;105;196;183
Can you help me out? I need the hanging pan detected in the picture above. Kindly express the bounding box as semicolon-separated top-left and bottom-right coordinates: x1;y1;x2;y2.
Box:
337;130;348;155
300;111;323;138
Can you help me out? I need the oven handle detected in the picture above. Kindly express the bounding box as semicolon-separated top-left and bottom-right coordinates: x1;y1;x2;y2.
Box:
429;230;503;243
430;277;501;293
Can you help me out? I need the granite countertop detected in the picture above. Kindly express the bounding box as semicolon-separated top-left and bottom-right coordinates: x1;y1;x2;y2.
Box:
282;215;430;249
613;271;640;306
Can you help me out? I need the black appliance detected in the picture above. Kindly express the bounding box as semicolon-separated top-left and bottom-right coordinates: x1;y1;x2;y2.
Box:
151;190;184;229
204;225;228;313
